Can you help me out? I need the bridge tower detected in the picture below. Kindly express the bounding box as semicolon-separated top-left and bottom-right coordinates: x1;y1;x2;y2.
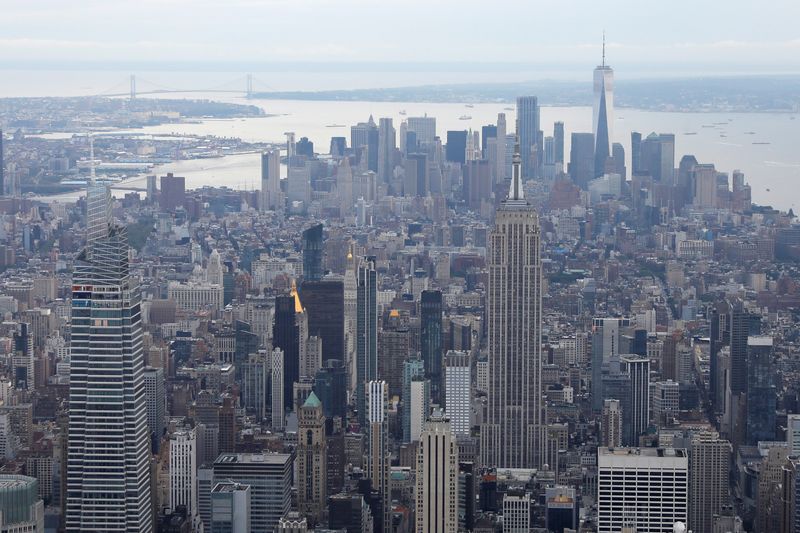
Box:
246;74;253;99
130;75;136;100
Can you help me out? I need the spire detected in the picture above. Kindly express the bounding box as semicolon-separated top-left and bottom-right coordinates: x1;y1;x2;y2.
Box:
290;279;304;313
508;141;524;201
602;30;606;67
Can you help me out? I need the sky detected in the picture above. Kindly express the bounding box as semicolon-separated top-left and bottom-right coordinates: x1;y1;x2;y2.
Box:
1;0;799;77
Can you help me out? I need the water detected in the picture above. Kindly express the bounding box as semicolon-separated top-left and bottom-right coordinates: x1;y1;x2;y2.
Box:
6;71;798;210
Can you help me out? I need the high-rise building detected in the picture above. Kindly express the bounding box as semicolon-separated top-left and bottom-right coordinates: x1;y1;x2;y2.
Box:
212;453;292;533
516;96;541;178
746;336;776;444
407;116;436;148
242;351;269;421
591;317;630;411
328;493;373;533
66;183;152;532
170;428;198;520
620;355;650;444
273;286;304;411
260;149;282;212
356;258;378;427
444;351;471;437
689;432;731;533
503;491;532;533
271;348;285;431
297;392;326;525
351;116;378;171
420;290;443;404
377;118;396;184
593;43;614;179
545;486;578;533
553;122;565;165
496;114;508;183
302;224;324;282
0;475;44;532
144;366;167;449
481;144;544;469
597;447;688;533
408;378;430;443
313;359;347;422
416;410;459;533
601;399;622;448
402;358;425;443
365;381;390;533
788;414;800;456
210;481;251;533
299;277;345;365
404;153;427;197
567;132;594;190
160;172;185;212
0;129;4;196
481;124;497;158
638;133;675;182
446;131;467;165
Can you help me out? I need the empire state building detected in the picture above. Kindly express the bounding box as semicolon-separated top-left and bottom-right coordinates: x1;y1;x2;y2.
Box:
481;144;544;469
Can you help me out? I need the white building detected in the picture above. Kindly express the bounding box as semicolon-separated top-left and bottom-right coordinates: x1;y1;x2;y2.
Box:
597;447;688;533
789;413;800;456
415;410;458;533
170;428;198;518
168;281;224;311
502;492;531;533
653;380;680;425
444;351;471;437
408;379;430;443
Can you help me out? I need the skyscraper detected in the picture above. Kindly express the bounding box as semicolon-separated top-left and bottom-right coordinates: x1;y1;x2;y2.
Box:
66;183;152;532
297;392;326;525
446;130;467;165
377;118;396;184
273;290;302;411
406;116;436;148
568;132;595;190
444;351;471;437
420;289;443;404
0;129;4;196
170;428;198;520
746;336;776;445
481;144;544;469
689;432;731;533
601;399;622;448
302;224;324;282
597;447;688;533
620;355;650;445
593;38;614;179
159;173;185;212
496;113;507;183
516;96;541;178
356;258;378;427
416;409;459;533
553;121;565;165
260;149;282;212
366;381;390;533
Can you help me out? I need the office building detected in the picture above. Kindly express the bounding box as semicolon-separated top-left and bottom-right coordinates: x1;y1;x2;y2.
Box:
689;433;731;533
496;113;508;182
402;358;425;442
356;258;378;427
273;286;304;411
300;277;345;364
420;289;443;404
553;121;565;165
516;96;540;178
66;183;152;532
0;475;44;532
210;481;251;533
503;491;531;533
746;336;776;444
637;132;675;182
407;116;436;147
416;410;459;533
404;152;427;197
593;44;614;178
597;447;688;533
351;116;378;171
408;378;430;443
653;380;680;426
271;348;285;430
446;130;467;165
0;129;4;196
144;367;166;446
601;399;622;448
591;317;630;411
313;359;347;421
788;414;800;456
160;172;185;211
366;381;391;533
620;355;650;444
568;132;595;189
213;453;292;533
444;351;471;437
297;392;327;525
463;159;491;210
377;118;395;184
545;486;578;533
242;351;269;421
328;493;373;533
170;428;198;519
302;224;324;282
260;149;282;212
481;144;544;469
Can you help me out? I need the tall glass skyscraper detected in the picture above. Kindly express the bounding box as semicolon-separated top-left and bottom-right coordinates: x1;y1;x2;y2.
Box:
516;96;540;179
356;257;377;427
481;144;544;469
593;44;614;179
66;182;152;532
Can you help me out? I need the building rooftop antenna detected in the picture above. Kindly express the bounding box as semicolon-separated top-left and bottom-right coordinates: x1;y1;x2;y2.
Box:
602;30;606;68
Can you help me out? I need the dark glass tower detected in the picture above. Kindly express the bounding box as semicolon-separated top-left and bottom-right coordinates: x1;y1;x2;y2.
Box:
356;258;377;426
273;294;300;410
300;278;345;363
302;223;324;282
445;130;467;165
420;290;443;405
516;96;541;179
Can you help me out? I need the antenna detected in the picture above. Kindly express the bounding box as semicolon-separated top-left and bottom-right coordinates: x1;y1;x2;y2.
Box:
602;30;606;67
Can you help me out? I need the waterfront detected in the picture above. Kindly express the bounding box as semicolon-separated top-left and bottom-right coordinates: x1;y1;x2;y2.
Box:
24;94;800;210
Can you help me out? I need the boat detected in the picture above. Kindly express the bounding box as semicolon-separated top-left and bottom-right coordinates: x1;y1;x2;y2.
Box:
465;104;474;108
684;132;698;135
504;107;514;111
399;110;407;115
459;115;472;120
702;125;715;128
744;131;756;135
753;142;771;145
326;124;345;128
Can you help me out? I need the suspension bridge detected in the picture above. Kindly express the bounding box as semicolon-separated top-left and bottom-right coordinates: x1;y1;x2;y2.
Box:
95;74;272;99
